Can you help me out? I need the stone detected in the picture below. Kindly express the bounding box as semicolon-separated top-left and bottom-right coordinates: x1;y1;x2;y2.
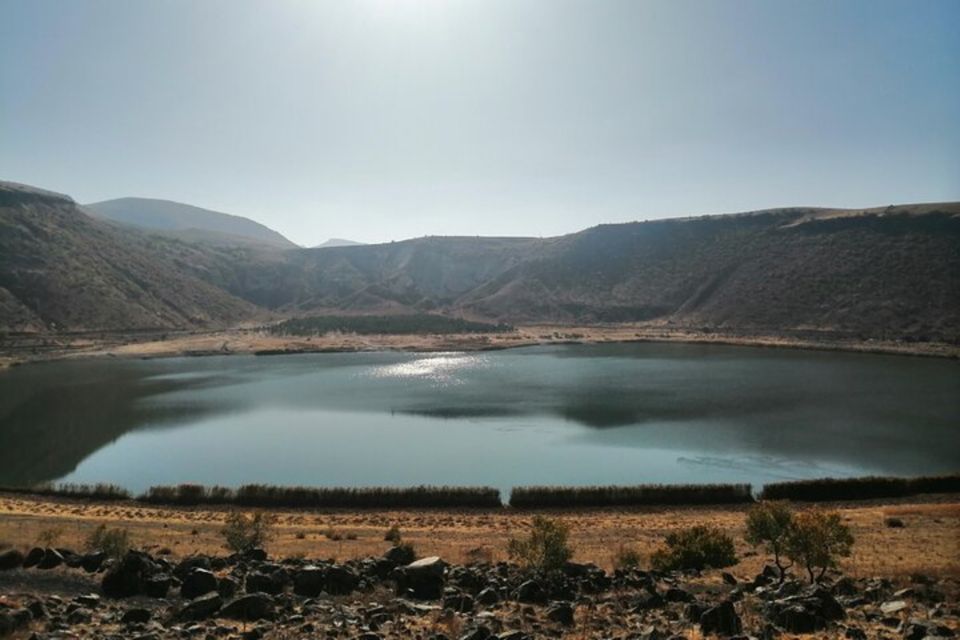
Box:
397;556;447;600
22;547;45;568
102;551;158;598
181;568;218;599
37;548;64;569
246;570;285;595
0;549;24;570
143;573;172;598
700;600;742;636
325;564;360;595
122;608;153;624
515;580;548;605
881;600;909;615
81;551;107;573
66;607;92;625
476;587;500;606
177;592;223;621
459;627;492;640
546;601;575;626
292;566;327;597
221;593;276;621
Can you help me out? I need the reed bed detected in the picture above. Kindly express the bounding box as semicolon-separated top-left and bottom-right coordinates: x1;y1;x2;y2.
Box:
759;473;960;502
139;484;236;506
0;482;131;501
234;484;503;509
508;484;754;508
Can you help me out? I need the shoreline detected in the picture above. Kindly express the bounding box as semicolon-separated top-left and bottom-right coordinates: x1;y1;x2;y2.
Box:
2;324;957;369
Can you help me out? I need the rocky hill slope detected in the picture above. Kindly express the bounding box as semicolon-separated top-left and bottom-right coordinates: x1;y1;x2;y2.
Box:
0;182;259;332
2;180;958;344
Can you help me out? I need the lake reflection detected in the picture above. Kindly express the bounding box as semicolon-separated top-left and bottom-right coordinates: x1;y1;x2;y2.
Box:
0;343;957;493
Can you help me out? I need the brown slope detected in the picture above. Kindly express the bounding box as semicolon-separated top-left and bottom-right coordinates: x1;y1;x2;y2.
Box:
0;182;260;332
457;204;960;343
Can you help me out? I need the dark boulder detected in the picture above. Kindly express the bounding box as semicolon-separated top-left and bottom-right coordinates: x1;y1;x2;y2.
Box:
221;593;276;621
174;556;212;580
181;567;218;599
396;556;447;600
476;587;500;606
700;600;742;636
515;579;548;605
101;551;158;598
443;589;475;613
177;592;222;621
246;570;286;595
546;601;575;626
22;547;44;568
293;566;327;597
325;564;360;595
0;549;24;571
384;544;416;566
459;626;492;640
143;573;172;598
37;548;64;569
121;608;152;624
0;608;32;637
81;551;106;573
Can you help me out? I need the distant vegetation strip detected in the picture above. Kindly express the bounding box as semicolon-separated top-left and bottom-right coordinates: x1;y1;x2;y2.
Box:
759;473;960;502
508;484;754;508
0;482;131;501
140;484;503;509
2;473;958;508
268;314;514;336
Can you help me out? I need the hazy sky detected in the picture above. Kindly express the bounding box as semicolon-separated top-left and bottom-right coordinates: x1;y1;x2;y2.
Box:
2;0;958;245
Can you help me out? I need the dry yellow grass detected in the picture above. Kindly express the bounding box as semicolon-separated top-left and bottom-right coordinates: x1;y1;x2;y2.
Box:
1;492;957;579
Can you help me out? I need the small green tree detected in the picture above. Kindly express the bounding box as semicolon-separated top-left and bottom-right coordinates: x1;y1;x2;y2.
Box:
651;525;737;571
507;515;572;573
745;501;794;583
785;509;854;583
221;511;274;553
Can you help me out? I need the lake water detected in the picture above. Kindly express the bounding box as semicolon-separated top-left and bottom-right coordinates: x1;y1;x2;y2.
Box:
0;343;957;495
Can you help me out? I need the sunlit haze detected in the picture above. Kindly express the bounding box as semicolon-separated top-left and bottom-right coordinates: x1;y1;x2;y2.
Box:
2;0;958;245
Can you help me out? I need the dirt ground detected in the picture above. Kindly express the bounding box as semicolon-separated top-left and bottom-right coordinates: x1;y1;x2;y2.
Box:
1;492;957;580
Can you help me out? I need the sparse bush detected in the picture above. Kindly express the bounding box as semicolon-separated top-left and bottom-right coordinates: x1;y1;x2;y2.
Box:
785;510;853;583
884;517;905;528
384;525;402;544
391;543;417;565
651;525;737;571
507;515;572;573
85;524;131;559
221;512;274;553
324;527;343;541
745;501;795;583
36;527;64;547
613;544;643;570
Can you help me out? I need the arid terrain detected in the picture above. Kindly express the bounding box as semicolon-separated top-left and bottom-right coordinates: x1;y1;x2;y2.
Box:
1;493;958;639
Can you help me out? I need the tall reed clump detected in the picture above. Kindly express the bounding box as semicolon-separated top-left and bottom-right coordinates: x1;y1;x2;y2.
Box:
7;483;132;501
235;485;503;509
760;473;960;502
508;484;754;508
139;484;236;506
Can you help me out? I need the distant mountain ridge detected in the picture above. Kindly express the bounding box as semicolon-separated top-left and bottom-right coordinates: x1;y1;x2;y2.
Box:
315;238;364;248
85;197;297;248
2;180;958;345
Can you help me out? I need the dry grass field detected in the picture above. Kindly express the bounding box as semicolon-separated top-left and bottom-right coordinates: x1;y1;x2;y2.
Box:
1;492;957;580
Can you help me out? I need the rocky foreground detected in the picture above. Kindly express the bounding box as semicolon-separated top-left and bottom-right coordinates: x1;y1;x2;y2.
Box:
0;544;958;640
